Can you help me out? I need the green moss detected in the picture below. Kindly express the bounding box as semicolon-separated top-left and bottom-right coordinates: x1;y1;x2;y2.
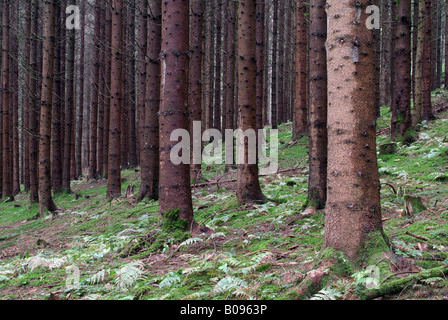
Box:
317;247;354;277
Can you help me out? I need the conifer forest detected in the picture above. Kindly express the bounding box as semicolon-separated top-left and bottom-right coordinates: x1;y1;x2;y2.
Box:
1;0;448;306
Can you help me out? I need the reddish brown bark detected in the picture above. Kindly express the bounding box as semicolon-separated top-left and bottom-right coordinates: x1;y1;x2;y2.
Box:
223;0;236;133
307;0;327;209
236;0;265;204
137;0;160;202
158;0;194;226
293;0;308;139
38;0;58;216
391;0;412;142
422;0;434;121
107;0;124;199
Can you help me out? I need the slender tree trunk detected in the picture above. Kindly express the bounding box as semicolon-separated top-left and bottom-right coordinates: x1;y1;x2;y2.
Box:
276;1;285;125
103;7;112;178
127;1;138;168
390;0;412;142
380;0;392;107
76;0;86;179
271;0;278;129
23;0;32;192
445;0;448;88
293;0;308;139
307;0;327;209
159;0;194;226
236;0;265;204
29;0;39;204
107;0;124;199
213;0;222;131
38;0;58;216
136;0;147;165
62;0;76;192
189;0;204;178
414;0;425;125
1;0;13;200
89;1;102;180
324;0;387;264
255;0;265;131
137;0;161;202
223;0;236;133
422;0;434;121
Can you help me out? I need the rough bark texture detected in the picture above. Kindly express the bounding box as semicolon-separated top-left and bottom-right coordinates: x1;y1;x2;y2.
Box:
293;0;308;139
107;0;124;200
223;0;236;133
390;0;412;142
236;0;265;204
324;0;386;264
38;0;58;216
307;0;327;209
255;0;265;131
158;0;194;226
137;0;160;202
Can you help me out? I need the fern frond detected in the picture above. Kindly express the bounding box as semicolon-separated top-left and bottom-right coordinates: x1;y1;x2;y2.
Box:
179;238;203;248
89;269;109;285
159;272;181;288
114;261;146;291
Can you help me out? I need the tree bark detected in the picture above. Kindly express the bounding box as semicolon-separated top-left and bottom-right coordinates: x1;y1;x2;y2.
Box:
390;0;412;142
293;0;308;139
107;0;124;199
414;0;425;125
137;0;161;202
236;0;265;204
324;0;387;264
38;0;58;216
158;0;194;226
421;0;434;121
307;0;327;209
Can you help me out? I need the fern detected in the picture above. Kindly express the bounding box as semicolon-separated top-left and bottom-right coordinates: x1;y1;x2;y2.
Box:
89;269;109;285
159;272;181;289
310;287;342;300
0;274;10;282
179;238;203;248
213;276;248;295
114;261;146;291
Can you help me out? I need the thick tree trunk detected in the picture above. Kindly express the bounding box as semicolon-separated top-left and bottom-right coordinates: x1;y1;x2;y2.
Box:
107;0;124;199
307;0;327;209
324;0;387;264
38;0;58;216
158;0;194;227
236;0;265;204
390;0;412;142
137;0;161;202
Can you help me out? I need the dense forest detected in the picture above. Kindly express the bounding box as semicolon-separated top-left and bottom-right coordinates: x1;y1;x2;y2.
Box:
0;0;448;304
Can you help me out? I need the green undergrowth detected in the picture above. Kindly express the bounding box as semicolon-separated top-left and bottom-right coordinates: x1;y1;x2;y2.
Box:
1;107;448;300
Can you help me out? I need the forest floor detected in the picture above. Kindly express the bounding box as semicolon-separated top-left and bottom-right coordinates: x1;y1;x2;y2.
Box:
1;95;448;300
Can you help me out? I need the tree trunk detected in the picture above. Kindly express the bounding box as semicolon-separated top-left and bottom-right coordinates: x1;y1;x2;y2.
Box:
293;0;308;139
62;0;76;192
236;0;265;204
136;0;147;166
38;0;58;216
223;0;236;133
1;0;13;200
271;0;278;130
421;0;434;121
414;0;425;125
255;0;265;131
107;0;124;199
189;0;204;177
137;0;161;202
158;0;194;226
390;0;412;142
76;0;86;179
380;0;392;107
324;0;387;264
213;0;222;132
307;0;327;209
29;0;39;204
89;1;102;180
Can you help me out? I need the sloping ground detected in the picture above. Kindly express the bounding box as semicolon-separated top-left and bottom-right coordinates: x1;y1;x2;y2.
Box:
0;106;448;300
